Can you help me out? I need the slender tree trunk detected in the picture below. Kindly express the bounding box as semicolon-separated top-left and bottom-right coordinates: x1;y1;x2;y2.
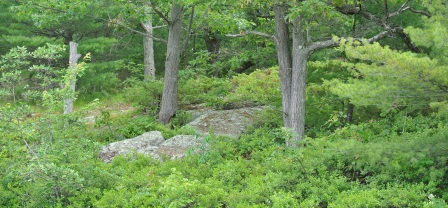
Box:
64;41;81;114
274;4;292;129
158;4;184;124
289;13;309;144
180;6;195;64
346;102;354;123
142;13;156;80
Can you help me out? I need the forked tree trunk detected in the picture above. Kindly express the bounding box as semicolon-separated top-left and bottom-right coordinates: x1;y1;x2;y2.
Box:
158;4;184;124
142;13;156;80
64;41;81;114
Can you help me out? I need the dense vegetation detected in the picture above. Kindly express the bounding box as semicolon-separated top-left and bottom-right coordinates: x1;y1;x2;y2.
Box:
1;0;447;207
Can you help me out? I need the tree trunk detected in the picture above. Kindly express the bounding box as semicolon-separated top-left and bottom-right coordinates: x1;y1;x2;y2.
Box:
142;13;156;80
274;4;292;129
289;14;309;145
180;6;195;65
158;4;184;124
64;41;81;114
346;102;354;123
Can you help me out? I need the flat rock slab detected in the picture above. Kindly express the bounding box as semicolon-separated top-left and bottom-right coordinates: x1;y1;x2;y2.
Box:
187;107;264;137
99;131;203;163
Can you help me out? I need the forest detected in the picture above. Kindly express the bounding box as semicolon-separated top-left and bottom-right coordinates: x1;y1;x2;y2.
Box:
0;0;447;207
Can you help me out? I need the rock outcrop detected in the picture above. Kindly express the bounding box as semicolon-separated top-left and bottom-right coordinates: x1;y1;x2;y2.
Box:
99;107;265;163
98;131;203;163
186;106;264;137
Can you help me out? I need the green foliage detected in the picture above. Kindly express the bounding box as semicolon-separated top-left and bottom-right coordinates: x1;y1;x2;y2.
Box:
122;79;163;115
1;0;447;207
224;67;281;109
405;0;448;64
179;75;231;107
325;42;448;115
0;44;66;103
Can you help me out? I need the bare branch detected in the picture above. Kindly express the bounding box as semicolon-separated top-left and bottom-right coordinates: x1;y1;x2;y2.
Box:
388;1;431;19
139;22;167;43
152;25;167;29
149;0;170;24
226;31;275;39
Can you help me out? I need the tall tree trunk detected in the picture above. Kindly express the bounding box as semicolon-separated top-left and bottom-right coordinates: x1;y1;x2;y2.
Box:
158;4;184;124
64;41;81;114
141;13;156;80
289;14;309;145
274;4;292;129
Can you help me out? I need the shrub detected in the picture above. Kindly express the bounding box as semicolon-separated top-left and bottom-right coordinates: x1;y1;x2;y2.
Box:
122;79;163;115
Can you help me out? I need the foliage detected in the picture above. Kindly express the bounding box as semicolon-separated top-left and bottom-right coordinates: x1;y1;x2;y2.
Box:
178;75;231;107
224;67;281;109
0;44;66;103
1;0;447;207
122;79;163;115
325;41;448;115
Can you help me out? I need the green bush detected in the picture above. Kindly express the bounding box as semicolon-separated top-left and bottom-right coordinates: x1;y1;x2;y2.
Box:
224;67;281;109
179;75;231;107
122;79;163;115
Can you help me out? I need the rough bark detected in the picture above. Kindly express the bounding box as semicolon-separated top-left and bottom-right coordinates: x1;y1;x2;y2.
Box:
64;41;81;114
274;4;293;129
158;4;184;124
141;13;156;80
290;14;309;144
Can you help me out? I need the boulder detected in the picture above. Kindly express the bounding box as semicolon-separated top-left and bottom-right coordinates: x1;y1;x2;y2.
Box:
186;106;264;137
157;135;203;160
99;131;204;163
99;131;164;163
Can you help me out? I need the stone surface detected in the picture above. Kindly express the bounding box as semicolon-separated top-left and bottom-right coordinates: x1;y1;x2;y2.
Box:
99;131;165;163
99;107;265;163
99;131;204;163
186;107;264;137
157;135;204;160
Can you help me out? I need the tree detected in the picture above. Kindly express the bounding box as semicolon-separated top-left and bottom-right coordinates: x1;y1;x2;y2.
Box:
110;1;168;80
265;1;430;145
326;0;448;116
13;0;110;44
63;42;81;114
325;42;448;115
154;2;186;124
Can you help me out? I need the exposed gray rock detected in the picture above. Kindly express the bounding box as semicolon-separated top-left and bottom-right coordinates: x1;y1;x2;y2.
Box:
99;131;205;163
187;107;264;137
157;135;204;160
99;131;164;163
99;107;265;163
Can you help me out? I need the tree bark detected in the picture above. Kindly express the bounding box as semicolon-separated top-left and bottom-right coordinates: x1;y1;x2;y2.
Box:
289;14;309;144
274;4;293;129
64;41;81;114
158;4;184;124
141;13;156;80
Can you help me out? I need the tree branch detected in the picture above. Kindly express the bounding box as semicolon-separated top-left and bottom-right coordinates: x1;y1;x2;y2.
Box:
149;0;170;24
139;22;167;42
226;31;274;39
308;31;390;53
